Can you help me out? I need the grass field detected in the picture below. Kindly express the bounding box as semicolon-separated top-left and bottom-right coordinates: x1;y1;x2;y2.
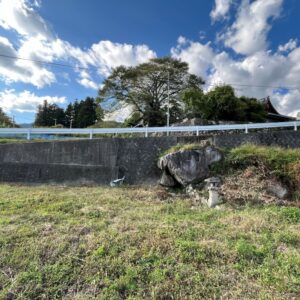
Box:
0;184;299;299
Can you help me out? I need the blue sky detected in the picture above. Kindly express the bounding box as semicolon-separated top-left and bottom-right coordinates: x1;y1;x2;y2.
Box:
0;0;300;123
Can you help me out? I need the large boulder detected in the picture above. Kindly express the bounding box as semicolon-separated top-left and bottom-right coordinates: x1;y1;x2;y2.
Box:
159;170;176;187
158;146;222;187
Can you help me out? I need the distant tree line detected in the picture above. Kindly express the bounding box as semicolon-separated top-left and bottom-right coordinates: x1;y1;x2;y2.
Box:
99;57;267;127
34;97;103;128
182;85;266;123
30;57;267;129
0;108;17;128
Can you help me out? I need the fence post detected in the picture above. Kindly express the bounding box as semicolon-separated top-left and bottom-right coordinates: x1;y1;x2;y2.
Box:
27;129;31;140
196;127;199;136
89;130;93;139
245;125;248;134
294;122;297;131
145;126;148;138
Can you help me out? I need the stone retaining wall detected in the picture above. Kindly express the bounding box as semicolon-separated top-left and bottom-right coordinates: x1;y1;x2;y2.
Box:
0;130;299;185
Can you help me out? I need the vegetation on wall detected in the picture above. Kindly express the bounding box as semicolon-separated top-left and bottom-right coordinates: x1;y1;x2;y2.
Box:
211;144;300;200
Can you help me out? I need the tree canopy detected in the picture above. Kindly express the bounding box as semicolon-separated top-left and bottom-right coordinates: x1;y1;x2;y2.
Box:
0;108;16;128
65;97;103;128
34;97;103;128
183;85;266;123
98;57;205;126
34;100;65;127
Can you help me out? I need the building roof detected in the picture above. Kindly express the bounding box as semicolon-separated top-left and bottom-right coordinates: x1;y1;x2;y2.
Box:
260;97;295;122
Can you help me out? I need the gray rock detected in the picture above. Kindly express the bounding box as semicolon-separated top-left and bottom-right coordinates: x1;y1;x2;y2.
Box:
158;146;222;186
159;170;176;187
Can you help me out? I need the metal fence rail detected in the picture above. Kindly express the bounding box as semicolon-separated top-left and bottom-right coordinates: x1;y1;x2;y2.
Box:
0;121;299;140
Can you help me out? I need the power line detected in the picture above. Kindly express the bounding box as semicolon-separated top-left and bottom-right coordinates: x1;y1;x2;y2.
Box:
0;52;299;90
0;53;91;71
206;82;300;90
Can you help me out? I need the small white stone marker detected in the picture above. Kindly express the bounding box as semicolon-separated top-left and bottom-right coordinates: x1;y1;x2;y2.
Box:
204;177;221;208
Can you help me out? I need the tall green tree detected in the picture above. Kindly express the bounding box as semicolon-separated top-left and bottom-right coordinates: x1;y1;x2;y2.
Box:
64;97;103;128
0;108;16;128
238;96;267;122
98;57;205;126
77;97;97;128
182;85;266;123
34;100;66;127
64;102;75;128
182;87;206;119
205;85;238;122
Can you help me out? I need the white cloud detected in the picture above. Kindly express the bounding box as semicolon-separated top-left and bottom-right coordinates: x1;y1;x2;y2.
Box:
77;70;98;90
221;0;283;55
172;35;300;116
0;36;56;88
0;89;66;113
272;89;300;117
210;0;232;22
177;36;188;45
0;0;157;89
278;39;298;53
171;38;214;78
64;39;157;84
86;40;157;76
0;0;52;40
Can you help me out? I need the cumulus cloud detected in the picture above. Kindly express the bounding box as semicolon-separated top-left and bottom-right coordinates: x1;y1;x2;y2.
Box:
0;89;66;113
210;0;232;22
81;40;156;76
0;0;157;89
0;0;52;40
171;38;214;78
171;35;300;117
0;36;56;87
0;0;63;87
206;51;290;97
272;89;300;117
221;0;283;55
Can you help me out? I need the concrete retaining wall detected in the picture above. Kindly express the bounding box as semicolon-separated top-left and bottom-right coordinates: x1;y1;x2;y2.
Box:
213;130;300;149
0;130;299;185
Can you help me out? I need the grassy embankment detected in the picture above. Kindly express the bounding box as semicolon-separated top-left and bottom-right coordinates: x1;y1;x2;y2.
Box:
219;144;300;201
0;144;300;299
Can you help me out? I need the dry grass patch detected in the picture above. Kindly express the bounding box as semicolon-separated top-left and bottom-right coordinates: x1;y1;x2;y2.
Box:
0;184;299;299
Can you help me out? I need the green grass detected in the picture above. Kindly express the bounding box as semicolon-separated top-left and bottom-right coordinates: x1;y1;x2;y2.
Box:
160;142;211;157
227;144;300;170
0;138;56;144
0;184;299;299
0;138;34;144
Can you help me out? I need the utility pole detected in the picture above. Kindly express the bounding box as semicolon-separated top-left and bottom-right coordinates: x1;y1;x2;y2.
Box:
167;70;170;128
12;115;15;128
167;68;170;136
70;116;73;129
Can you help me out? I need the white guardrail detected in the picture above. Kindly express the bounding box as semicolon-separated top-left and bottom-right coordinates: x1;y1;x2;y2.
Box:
0;121;299;140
